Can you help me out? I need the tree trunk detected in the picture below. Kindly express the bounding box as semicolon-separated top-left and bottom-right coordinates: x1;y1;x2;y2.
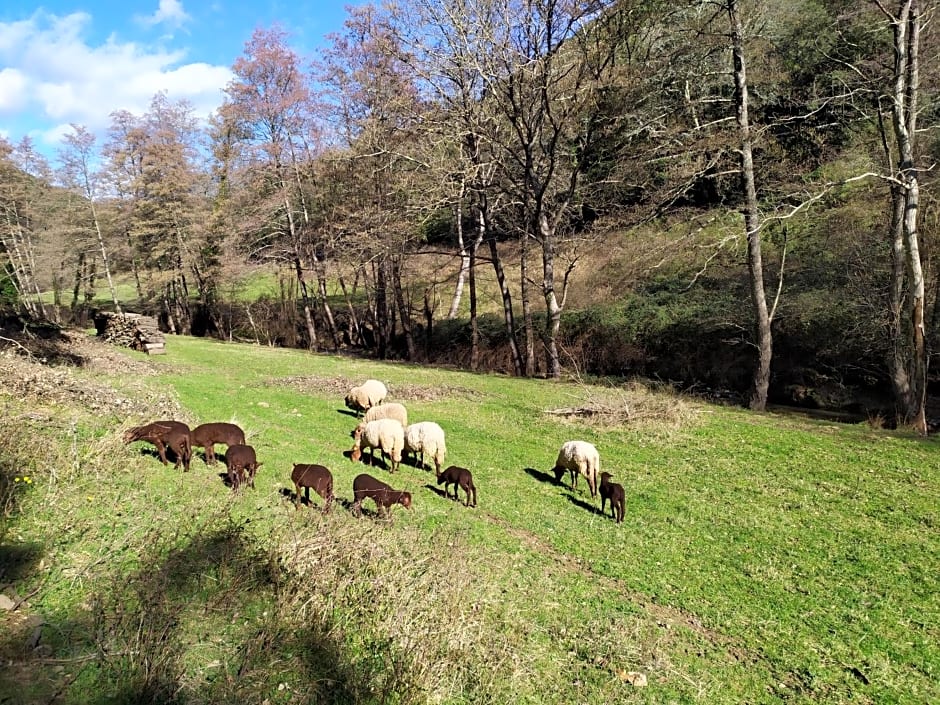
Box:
886;0;927;434
520;230;536;376
338;274;363;347
486;222;523;376
71;251;85;311
392;256;417;360
448;197;469;319
374;258;390;359
313;252;340;349
469;210;485;371
539;212;563;379
89;201;121;315
293;255;318;351
729;0;772;411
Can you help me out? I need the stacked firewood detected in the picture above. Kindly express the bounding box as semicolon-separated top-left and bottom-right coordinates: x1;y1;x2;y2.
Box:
94;312;166;355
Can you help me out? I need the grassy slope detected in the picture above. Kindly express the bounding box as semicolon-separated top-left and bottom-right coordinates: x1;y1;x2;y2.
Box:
1;334;938;704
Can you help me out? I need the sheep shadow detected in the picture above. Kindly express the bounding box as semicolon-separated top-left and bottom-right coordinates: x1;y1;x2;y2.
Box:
565;493;606;517
337;409;360;420
524;466;560;486
343;451;391;472
400;454;432;472
423;483;448;500
197;450;227;467
278;487;343;512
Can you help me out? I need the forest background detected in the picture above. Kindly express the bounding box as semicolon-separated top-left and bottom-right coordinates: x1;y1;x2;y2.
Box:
2;0;937;430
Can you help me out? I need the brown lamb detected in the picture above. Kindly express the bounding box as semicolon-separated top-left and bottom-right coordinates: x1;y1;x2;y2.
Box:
437;465;477;507
291;463;334;511
351;473;412;519
190;422;246;465
225;444;262;491
123;420;192;472
599;471;625;524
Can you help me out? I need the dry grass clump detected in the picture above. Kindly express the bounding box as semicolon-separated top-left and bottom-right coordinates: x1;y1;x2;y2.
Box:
546;379;698;430
0;347;181;420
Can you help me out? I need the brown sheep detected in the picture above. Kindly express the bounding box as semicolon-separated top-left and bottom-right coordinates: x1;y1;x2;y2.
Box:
437;465;477;507
599;472;625;524
225;444;262;491
190;422;246;465
351;473;412;519
123;420;192;472
291;463;334;511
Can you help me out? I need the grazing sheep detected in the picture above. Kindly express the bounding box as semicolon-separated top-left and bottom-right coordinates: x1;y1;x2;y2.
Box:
599;472;625;524
403;421;447;474
123;420;192;472
552;440;600;498
437;465;477;507
225;444;262;491
291;463;334;511
190;422;246;465
351;419;404;473
344;379;388;415
364;402;408;428
351;473;412;518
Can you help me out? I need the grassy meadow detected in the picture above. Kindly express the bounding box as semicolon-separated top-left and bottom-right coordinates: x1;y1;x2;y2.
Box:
0;333;938;704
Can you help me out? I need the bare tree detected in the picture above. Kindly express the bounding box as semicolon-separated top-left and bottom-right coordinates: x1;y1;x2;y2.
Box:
878;0;930;434
725;0;773;410
0;138;49;318
220;25;326;350
57;125;122;315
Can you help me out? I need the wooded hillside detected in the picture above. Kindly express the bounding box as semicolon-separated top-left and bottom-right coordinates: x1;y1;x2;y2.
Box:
1;0;937;427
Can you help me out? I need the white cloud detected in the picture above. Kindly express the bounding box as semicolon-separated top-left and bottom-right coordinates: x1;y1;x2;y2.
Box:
0;68;28;112
0;9;232;155
136;0;192;30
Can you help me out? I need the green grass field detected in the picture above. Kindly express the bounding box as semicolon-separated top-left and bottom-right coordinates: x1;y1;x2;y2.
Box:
1;333;937;704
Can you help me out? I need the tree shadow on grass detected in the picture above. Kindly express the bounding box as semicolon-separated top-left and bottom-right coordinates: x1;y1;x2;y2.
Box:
37;521;381;705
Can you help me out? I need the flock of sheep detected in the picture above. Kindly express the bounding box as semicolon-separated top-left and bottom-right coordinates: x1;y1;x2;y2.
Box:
122;378;624;523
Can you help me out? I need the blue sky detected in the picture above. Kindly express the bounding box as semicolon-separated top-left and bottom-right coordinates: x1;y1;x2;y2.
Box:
0;1;361;158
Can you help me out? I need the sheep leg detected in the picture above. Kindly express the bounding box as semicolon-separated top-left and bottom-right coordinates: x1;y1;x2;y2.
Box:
293;482;302;508
205;444;215;465
154;439;169;465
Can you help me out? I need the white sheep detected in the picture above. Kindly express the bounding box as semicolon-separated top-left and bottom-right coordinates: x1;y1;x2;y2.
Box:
364;402;408;428
403;421;447;475
351;418;404;473
552;440;600;498
344;379;388;415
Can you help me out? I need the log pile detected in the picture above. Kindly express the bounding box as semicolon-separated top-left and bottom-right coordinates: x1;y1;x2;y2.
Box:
94;312;166;354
